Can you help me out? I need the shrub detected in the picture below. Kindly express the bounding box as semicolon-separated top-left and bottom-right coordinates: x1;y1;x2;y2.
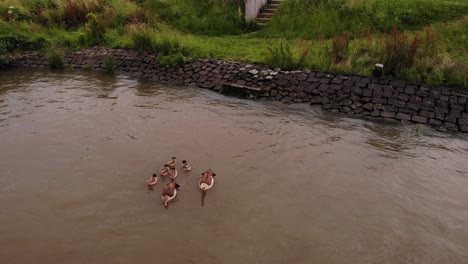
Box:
128;23;156;52
0;40;9;68
48;49;64;69
104;57;115;74
157;52;186;67
62;0;104;28
63;1;88;27
84;13;106;46
0;33;29;51
154;35;190;56
27;35;50;50
146;0;245;35
154;35;192;67
383;28;420;76
266;42;297;69
330;33;349;63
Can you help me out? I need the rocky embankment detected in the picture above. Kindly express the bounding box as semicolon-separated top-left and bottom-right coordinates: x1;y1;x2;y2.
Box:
7;48;468;132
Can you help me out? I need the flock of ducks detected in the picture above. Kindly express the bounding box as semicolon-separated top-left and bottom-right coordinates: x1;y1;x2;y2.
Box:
146;157;216;208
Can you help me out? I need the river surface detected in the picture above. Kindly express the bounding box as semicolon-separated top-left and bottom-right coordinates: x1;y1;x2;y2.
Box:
0;70;467;264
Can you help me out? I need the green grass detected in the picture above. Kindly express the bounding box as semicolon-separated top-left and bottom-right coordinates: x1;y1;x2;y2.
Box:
260;0;468;38
0;0;467;87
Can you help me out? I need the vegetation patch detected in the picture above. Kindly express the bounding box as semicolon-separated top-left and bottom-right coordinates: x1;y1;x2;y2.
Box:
104;56;114;74
47;48;64;69
0;40;9;68
0;0;466;87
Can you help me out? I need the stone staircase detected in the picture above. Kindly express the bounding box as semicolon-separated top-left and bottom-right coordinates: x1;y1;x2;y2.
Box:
255;0;284;26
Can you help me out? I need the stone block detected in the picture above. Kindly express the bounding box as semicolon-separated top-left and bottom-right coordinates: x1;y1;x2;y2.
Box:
395;113;411;121
381;111;395;118
458;117;468;126
382;105;395;112
398;93;409;101
459;97;467;105
449;109;461;118
404;86;416;95
363;89;372;97
434;107;449;114
389;80;406;88
443;122;456;130
310;96;322;104
412;115;428;124
426;118;441;126
318;84;330;92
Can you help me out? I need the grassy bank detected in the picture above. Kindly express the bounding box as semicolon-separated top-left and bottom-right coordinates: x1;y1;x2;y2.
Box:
0;0;467;87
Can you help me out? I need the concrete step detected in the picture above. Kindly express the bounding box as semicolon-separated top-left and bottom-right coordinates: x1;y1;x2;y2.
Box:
256;17;271;23
255;0;283;25
262;8;276;14
257;13;274;19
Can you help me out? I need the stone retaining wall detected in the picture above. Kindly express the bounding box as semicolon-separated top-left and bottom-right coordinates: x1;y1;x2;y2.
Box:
7;48;468;133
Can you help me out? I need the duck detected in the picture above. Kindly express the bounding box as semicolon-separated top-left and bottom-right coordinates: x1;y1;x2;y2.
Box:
169;167;178;180
161;181;180;208
181;160;191;171
146;174;158;186
167;157;177;167
160;164;170;176
199;170;216;191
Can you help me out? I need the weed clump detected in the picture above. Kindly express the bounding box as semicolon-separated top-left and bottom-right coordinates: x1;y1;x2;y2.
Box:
104;56;114;74
48;48;64;69
0;40;9;68
266;42;305;69
84;13;106;46
62;0;104;28
155;35;192;67
383;28;420;76
330;33;350;63
128;23;156;52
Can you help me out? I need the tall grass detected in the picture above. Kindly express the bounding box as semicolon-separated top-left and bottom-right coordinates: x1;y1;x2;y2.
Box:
84;13;106;46
0;0;466;87
48;47;64;69
143;0;247;35
0;40;9;68
262;0;468;38
127;23;157;52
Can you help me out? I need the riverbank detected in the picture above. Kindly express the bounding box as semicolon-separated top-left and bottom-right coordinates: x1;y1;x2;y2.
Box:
0;1;467;87
7;47;468;133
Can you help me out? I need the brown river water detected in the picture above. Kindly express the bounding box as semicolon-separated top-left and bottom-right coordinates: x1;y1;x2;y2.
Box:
0;70;467;264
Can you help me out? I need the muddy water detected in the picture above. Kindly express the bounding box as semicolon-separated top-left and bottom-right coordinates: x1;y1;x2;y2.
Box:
0;70;467;264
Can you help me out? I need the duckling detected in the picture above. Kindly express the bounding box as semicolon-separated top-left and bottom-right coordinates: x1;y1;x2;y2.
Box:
167;157;177;167
160;164;170;176
169;166;178;180
181;160;191;171
146;174;158;186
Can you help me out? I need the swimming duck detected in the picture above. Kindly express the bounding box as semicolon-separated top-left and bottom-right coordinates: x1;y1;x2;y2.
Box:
169;167;178;180
146;174;158;186
182;160;191;171
162;181;180;208
199;170;216;191
160;164;170;176
167;157;177;167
